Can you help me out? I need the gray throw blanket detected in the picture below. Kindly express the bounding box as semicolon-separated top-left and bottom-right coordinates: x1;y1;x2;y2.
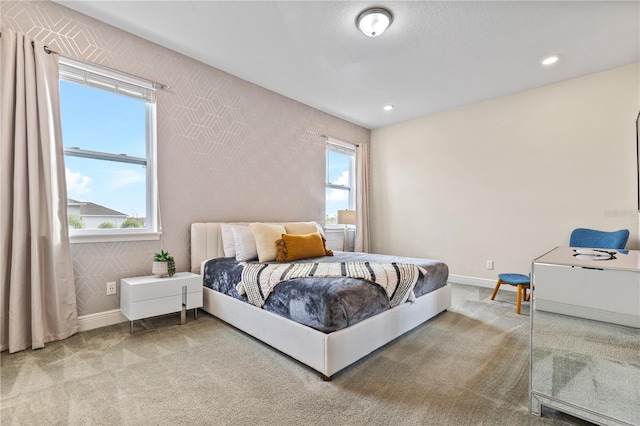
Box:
237;262;427;308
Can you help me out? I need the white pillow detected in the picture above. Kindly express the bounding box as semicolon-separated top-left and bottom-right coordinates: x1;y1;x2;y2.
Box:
220;223;245;258
284;222;324;236
250;223;287;262
233;226;258;262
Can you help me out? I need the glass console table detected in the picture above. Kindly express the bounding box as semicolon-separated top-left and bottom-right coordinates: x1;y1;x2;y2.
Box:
530;247;639;426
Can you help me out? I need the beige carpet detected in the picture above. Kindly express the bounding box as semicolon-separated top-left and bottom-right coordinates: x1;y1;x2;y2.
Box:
1;284;589;425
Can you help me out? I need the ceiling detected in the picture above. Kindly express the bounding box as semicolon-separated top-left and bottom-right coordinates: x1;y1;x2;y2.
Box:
56;1;640;130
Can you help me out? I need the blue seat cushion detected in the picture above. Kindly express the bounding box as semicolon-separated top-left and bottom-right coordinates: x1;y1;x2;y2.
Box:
498;273;530;285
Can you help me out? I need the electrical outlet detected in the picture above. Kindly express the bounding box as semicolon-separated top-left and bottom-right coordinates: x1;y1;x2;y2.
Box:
107;281;116;295
486;260;494;270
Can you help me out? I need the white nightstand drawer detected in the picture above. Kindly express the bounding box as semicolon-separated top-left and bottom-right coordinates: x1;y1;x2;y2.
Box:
122;272;202;302
186;290;203;309
120;272;203;322
124;296;182;321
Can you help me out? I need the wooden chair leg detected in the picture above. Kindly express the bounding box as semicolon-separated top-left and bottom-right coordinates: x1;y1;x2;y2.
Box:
490;279;502;300
516;284;523;315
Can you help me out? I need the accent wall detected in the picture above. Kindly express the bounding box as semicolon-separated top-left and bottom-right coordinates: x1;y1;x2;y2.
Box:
1;0;370;317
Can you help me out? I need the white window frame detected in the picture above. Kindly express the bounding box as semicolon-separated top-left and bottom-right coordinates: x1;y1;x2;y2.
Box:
325;137;356;228
60;57;160;243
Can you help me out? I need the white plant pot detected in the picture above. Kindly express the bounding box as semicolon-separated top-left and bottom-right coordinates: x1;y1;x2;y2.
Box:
152;261;168;278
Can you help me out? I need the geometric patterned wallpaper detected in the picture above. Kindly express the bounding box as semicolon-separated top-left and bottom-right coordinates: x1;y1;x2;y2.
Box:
1;0;370;316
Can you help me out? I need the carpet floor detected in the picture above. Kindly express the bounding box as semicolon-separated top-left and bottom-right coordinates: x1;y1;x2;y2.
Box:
1;284;591;425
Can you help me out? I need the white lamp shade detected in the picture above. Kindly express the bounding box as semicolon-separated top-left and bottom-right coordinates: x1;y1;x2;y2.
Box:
356;8;393;38
337;210;357;226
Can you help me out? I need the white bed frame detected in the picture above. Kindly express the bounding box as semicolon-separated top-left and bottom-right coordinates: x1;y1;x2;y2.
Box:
190;222;451;379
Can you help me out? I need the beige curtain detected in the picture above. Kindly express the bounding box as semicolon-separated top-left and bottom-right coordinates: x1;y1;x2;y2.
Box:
1;29;78;353
355;143;370;252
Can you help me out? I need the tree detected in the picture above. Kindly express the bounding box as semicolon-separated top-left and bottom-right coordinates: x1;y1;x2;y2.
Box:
98;222;116;229
68;214;85;229
120;218;142;228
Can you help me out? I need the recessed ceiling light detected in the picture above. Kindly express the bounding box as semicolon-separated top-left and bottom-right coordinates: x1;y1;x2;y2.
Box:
356;7;393;38
383;105;394;111
542;55;560;66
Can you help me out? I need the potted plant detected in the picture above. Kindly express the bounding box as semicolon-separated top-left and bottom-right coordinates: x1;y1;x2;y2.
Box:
152;250;176;278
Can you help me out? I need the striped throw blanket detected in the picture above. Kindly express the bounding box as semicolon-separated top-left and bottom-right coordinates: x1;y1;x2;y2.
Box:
236;262;427;308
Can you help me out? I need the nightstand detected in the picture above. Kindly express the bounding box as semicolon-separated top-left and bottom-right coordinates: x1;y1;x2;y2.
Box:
120;272;203;333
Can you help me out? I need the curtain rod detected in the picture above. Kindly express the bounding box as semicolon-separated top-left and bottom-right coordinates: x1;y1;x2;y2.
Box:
323;134;360;148
0;31;170;90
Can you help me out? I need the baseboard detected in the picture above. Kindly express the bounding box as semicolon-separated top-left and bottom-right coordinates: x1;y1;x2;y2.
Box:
78;309;128;332
78;275;510;332
448;274;516;292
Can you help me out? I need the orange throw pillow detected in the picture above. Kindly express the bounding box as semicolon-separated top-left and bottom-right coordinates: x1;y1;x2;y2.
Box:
276;233;333;262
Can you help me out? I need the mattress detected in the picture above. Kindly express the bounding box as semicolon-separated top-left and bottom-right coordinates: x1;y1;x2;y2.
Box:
203;251;449;333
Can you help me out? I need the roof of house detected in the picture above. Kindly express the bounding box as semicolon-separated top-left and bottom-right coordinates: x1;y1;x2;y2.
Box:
68;199;127;217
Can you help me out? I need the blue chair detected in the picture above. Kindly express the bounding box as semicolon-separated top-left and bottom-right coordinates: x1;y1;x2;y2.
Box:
569;228;629;249
490;273;530;314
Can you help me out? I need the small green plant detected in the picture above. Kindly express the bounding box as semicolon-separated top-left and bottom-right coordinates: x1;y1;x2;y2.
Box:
98;222;116;229
153;250;175;276
153;250;172;262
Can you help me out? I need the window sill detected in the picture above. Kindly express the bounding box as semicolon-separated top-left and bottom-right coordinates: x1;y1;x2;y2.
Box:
324;226;351;231
69;231;162;244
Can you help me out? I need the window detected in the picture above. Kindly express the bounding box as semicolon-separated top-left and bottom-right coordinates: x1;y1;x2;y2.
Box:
59;58;158;242
325;139;356;225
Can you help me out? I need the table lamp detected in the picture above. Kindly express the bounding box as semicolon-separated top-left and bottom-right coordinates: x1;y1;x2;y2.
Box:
337;209;356;251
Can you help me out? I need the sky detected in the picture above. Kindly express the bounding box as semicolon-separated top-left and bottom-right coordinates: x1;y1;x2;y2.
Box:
326;150;353;222
60;81;148;218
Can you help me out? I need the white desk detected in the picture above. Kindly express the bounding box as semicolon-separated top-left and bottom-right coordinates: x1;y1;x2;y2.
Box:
530;247;640;426
533;246;640;328
121;272;203;333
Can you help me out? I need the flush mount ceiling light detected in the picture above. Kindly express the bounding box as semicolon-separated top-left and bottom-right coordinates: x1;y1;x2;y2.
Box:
542;55;560;66
356;7;393;37
383;104;394;111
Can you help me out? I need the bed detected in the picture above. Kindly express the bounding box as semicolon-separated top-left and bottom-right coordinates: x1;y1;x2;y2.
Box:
190;222;451;379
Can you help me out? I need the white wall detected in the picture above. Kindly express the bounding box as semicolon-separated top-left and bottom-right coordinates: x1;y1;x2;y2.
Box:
370;63;640;283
